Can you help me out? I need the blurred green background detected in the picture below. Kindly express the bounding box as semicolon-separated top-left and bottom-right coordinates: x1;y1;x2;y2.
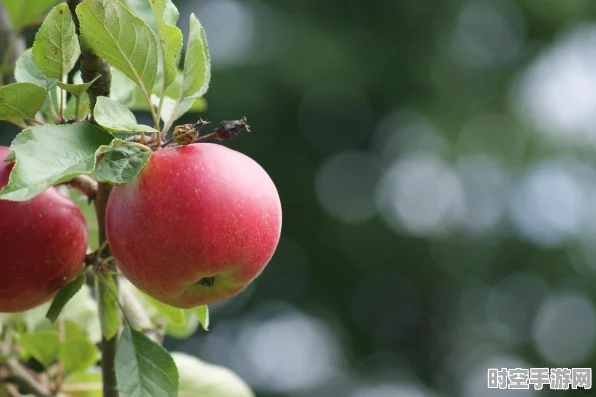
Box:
5;0;596;396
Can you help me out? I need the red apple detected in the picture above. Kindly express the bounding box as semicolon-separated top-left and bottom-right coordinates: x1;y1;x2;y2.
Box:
0;146;88;313
106;143;282;308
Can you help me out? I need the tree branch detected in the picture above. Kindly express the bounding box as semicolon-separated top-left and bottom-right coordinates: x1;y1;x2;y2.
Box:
66;0;111;111
95;182;119;397
63;175;98;201
67;3;118;396
3;360;53;397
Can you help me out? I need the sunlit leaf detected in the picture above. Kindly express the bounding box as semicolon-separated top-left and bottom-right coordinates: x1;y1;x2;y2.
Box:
60;338;99;375
17;331;59;368
138;291;185;326
76;0;158;108
32;3;80;78
181;14;210;99
94;96;156;133
0;124;116;201
193;305;209;331
149;0;182;89
0;82;45;121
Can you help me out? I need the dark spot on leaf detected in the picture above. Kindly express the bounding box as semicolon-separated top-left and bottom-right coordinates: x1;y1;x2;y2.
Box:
59;9;63;14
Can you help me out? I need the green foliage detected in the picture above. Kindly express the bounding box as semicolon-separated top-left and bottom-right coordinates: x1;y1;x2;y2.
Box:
138;291;185;326
193;305;209;331
14;48;57;91
94;96;156;133
116;324;179;397
181;14;211;99
95;144;151;185
0;82;45;121
0;124;115;201
0;0;58;32
32;3;80;79
173;353;254;397
46;274;86;323
17;331;59;367
109;68;147;110
97;274;120;340
76;0;158;108
57;75;101;96
0;3;223;397
165;310;200;340
149;0;183;89
60;337;99;375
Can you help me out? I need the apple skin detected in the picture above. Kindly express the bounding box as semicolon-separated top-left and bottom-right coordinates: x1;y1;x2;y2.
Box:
106;143;282;308
0;146;88;313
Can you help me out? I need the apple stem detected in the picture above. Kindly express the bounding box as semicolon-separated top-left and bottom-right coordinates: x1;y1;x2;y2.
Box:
61;175;98;202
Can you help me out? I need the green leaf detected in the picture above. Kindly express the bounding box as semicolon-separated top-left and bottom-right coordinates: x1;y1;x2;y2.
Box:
120;0;156;33
4;151;15;162
173;353;255;397
95;144;151;185
17;331;60;368
116;324;179;397
97;273;120;340
165;310;199;340
60;338;99;375
193;305;209;331
0;82;45;121
109;69;150;111
0;0;59;32
76;0;158;106
46;275;85;323
94;96;156;133
14;49;58;121
149;0;183;89
0;124;115;201
57;75;101;96
139;291;185;326
32;3;80;79
181;14;211;99
14;48;58;90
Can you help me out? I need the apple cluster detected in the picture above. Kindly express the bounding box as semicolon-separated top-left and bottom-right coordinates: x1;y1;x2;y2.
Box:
0;143;282;312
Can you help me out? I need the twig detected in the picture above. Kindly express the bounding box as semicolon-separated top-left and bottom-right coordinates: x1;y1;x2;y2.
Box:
62;174;98;202
167;117;250;148
4;360;53;397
